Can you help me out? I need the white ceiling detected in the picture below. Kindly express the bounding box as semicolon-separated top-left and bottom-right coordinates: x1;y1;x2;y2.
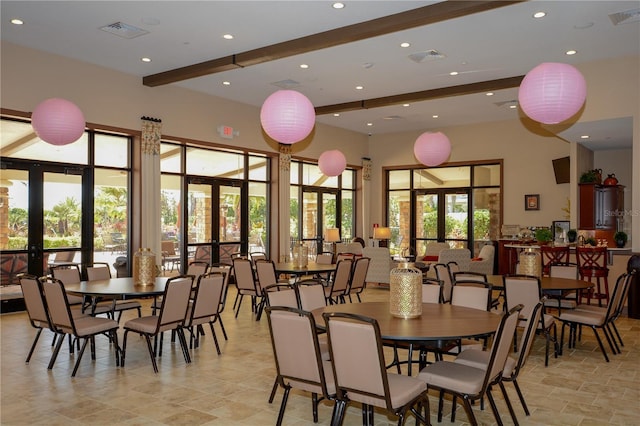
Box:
2;1;639;150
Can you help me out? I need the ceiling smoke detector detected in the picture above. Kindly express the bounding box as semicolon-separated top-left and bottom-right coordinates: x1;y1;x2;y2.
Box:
609;8;640;25
100;22;149;39
271;79;300;89
408;50;445;64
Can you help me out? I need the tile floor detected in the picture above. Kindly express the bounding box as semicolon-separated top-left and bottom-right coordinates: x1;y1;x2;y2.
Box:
1;285;639;425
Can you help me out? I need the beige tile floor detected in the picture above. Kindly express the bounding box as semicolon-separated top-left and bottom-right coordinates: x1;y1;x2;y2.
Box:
1;285;639;425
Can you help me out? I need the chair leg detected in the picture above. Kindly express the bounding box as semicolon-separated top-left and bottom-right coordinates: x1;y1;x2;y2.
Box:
590;327;610;362
72;338;90;377
460;397;478;426
234;295;244;318
208;322;221;355
485;387;504;426
144;335;159;373
26;328;43;363
276;385;290;426
311;392;319;423
269;378;279;403
48;332;66;370
498;381;519;425
176;328;191;364
511;379;530;416
218;317;228;340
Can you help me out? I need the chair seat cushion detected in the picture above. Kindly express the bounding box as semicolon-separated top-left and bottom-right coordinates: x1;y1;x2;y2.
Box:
418;361;485;396
454;349;517;377
74;316;118;337
347;372;426;410
574;304;606;314
559;310;605;326
124;315;160;333
115;300;142;311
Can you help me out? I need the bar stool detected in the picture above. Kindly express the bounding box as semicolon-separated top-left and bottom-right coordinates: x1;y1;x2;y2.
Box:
540;245;570;276
576;246;609;306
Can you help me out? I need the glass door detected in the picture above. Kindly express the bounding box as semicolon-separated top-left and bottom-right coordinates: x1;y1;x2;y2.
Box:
187;178;246;265
301;189;338;255
414;189;470;253
1;161;86;281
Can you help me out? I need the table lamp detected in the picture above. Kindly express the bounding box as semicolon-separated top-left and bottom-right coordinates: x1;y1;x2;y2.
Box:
373;226;391;248
325;228;341;259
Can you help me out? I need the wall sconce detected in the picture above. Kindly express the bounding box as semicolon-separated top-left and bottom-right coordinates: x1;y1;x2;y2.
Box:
373;226;391;247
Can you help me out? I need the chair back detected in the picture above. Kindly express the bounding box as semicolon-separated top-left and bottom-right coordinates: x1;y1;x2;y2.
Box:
422;278;443;303
51;264;81;284
348;256;370;294
510;301;544;378
549;262;578;279
438;248;471;271
330;258;353;296
156;275;194;332
605;273;632;322
41;277;76;334
53;251;76;262
233;258;259;294
296;279;327;311
86;262;111;281
255;259;280;288
266;307;333;398
453;271;487;282
187;261;209;277
451;281;492;311
576;246;608;270
194;245;212;263
541;245;570;276
336;253;355;262
187;272;225;326
316;252;334;265
263;284;299;308
503;275;541;320
161;240;177;256
483;305;523;387
434;263;454;303
611;272;634;321
20;274;51;328
323;312;392;409
250;252;267;264
209;263;232;312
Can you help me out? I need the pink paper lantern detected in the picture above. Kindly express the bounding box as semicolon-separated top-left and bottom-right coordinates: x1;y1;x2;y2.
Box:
413;132;451;167
260;90;315;144
31;98;85;146
318;150;346;176
518;62;587;124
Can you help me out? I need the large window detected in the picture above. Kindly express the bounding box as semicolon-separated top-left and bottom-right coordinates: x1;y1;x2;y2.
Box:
386;162;502;257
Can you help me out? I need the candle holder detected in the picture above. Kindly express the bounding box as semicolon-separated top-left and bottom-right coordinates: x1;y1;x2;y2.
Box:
389;262;422;319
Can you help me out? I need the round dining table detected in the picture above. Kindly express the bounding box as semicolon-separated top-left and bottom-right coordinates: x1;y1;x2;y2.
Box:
312;301;502;342
274;261;336;279
486;275;594;293
64;276;170;298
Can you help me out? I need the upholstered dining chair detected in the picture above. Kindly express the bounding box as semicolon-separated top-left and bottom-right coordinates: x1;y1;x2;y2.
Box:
85;262;142;322
545;262;579;312
323;312;431;426
346;256;370;302
182;272;225;355
122;275;194;373
41;276;120;377
186;261;209;278
434;263;454;303
296;279;328;312
232;257;262;318
20;274;58;363
266;307;337;425
422;278;443;303
324;258;353;304
50;264;85;306
207;263;232;340
417;304;522;425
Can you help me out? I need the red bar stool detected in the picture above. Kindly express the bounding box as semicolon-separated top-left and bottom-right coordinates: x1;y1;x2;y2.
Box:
540;245;570;276
576;246;609;306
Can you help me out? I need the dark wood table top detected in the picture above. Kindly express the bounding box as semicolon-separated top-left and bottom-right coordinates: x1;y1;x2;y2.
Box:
487;275;594;292
274;262;336;275
313;302;502;342
64;277;169;298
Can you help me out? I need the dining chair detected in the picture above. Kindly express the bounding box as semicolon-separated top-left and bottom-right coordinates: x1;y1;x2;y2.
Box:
161;240;181;273
576;246;609;306
417;304;522;425
453;271;501;309
323;311;431;426
296;279;328;312
250;251;267;264
41;276;120;377
232;258;262;319
85;262;142;322
50;264;85;306
346;256;370;302
266;307;337;425
451;280;493;312
263;283;298;309
314;252;335;283
121;275;194;373
182;272;225;355
324;258;353;305
545;262;579;313
558;272;632;362
186;261;209;278
434;263;454;303
454;301;544;423
503;275;558;366
422;278;443;303
20;274;59;363
208;263;232;340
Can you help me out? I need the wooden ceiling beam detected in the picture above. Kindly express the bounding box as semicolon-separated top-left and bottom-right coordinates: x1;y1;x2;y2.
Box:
143;1;523;87
315;75;525;115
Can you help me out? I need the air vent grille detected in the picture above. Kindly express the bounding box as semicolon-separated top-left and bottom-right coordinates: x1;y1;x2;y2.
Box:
271;79;300;89
408;50;445;64
100;22;149;39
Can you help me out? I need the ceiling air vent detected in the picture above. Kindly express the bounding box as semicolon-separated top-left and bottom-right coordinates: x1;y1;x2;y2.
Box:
100;22;149;39
609;8;640;25
408;50;445;64
271;79;300;89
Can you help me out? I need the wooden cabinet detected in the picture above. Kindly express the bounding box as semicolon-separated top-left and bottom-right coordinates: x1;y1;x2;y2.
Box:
579;184;624;230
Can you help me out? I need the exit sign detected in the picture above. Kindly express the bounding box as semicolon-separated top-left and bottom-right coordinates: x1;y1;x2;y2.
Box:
217;125;239;139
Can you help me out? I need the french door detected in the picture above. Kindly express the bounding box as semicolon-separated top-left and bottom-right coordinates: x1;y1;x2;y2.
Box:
186;178;247;265
414;189;470;251
300;189;339;254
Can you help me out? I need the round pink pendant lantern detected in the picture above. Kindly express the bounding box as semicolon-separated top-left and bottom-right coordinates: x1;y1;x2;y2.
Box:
260;90;315;144
318;150;346;176
31;98;85;146
518;62;587;125
413;132;451;167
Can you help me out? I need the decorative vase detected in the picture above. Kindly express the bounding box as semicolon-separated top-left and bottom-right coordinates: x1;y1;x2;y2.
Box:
293;242;308;269
616;239;626;248
603;174;618;186
134;248;156;285
519;248;541;277
389;262;422;319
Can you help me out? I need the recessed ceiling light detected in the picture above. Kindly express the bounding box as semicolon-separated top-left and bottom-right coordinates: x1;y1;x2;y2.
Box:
509;104;517;109
300;64;309;69
141;57;152;63
400;42;411;48
356;85;364;90
366;122;373;127
566;50;577;55
403;104;410;107
449;71;459;76
533;11;546;19
223;34;234;40
581;135;590;139
332;2;345;9
10;18;24;25
222;81;231;86
432;115;439;119
333;113;340;117
486;92;494;96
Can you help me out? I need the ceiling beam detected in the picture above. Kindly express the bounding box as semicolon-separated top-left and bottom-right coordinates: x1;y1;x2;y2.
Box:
1;131;39;156
315;75;525;115
143;1;523;87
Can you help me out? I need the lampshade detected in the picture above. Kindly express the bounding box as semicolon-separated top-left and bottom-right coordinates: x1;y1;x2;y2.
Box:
373;226;391;240
325;228;341;243
31;98;85;146
318;150;346;176
518;62;587;124
260;90;315;144
413;132;451;167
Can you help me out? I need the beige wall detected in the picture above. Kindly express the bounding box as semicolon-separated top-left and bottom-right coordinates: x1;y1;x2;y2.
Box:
2;42;639;251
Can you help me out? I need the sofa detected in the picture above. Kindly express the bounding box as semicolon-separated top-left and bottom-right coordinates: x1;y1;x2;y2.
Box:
469;244;496;275
437;248;472;272
362;247;392;285
336;242;364;256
